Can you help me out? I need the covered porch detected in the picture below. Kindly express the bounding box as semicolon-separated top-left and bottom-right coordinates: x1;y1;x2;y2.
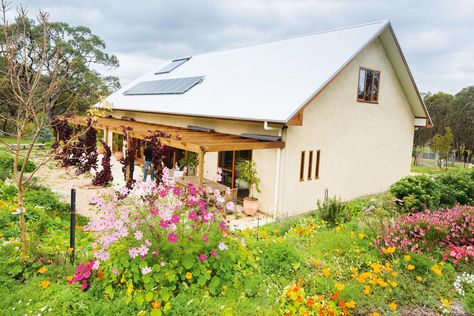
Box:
72;116;285;198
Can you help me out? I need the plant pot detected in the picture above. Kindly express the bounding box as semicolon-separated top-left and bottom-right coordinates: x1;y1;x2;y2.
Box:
114;151;123;161
243;197;258;216
97;146;105;155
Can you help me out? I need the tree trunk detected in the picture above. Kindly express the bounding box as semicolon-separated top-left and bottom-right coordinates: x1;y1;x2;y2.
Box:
17;186;27;255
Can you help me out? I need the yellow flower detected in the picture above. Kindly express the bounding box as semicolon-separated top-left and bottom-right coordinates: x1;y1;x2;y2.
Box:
389;302;398;311
346;300;356;309
358;272;373;283
335;226;341;232
370;277;379;286
391;272;398;278
185;272;192;280
322;268;331;278
66;275;73;282
38;267;48;274
39;280;51;289
151;300;161;309
407;264;415;271
335;283;345;291
416;276;423;282
371;263;382;274
363;285;371;295
358;233;365;239
350;231;355;238
439;261;445;266
0;232;3;237
371;312;380;316
388;280;398;288
378;280;388;288
351;267;359;277
383;247;396;254
312;259;321;266
67;247;74;254
384;262;393;272
137;311;146;316
120;277;126;283
404;255;411;261
431;264;442;276
441;298;451;308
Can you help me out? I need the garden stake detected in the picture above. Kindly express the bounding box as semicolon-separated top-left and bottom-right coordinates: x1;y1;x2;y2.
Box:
70;188;76;264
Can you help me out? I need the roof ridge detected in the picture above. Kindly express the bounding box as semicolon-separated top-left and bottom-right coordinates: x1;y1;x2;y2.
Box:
187;20;390;59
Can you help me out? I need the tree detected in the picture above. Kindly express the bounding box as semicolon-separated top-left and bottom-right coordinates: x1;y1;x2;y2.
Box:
432;127;453;170
0;2;114;255
449;86;474;153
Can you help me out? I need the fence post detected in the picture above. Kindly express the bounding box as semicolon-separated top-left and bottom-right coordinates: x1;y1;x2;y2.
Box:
70;188;76;264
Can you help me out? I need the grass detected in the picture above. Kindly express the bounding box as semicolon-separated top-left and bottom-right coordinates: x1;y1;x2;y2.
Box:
411;163;467;175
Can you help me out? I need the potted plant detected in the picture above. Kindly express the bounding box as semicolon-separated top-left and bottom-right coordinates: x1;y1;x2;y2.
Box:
236;160;261;216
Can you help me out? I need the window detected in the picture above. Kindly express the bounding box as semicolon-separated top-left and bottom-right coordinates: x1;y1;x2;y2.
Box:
307;151;313;180
315;150;321;179
218;150;252;199
299;151;305;181
357;67;380;103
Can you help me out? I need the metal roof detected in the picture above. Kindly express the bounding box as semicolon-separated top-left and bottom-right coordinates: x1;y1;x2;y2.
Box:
105;20;429;125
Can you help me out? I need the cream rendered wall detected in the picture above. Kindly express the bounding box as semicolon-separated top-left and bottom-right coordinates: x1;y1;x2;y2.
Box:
110;110;279;213
280;39;415;216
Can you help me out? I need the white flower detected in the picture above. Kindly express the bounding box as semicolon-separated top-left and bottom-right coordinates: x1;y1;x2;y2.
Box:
141;266;152;275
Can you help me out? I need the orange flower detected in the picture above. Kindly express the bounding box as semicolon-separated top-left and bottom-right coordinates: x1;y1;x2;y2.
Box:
98;272;104;279
38;267;48;274
407;264;415;271
66;275;73;282
322;268;331;277
67;247;74;254
306;297;315;307
39;280;51;289
151;300;161;309
330;292;340;300
338;301;345;307
346;300;356;309
389;302;397;311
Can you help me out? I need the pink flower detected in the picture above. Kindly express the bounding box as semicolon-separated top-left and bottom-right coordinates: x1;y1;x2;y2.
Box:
159;220;170;228
188;210;198;221
173;187;181;196
134;230;143;241
170;215;180;224
168;233;178;243
225;201;234;211
112;268;119;275
218;242;228;251
220;221;227;231
198;253;208;262
201;235;209;243
81;281;88;290
160;261;166;267
129;247;139;258
141;266;152;275
210;250;218;257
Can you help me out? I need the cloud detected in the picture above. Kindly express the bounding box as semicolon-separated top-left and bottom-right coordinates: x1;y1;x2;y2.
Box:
15;0;474;93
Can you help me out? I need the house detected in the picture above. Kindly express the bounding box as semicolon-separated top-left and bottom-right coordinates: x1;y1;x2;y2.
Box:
82;20;431;217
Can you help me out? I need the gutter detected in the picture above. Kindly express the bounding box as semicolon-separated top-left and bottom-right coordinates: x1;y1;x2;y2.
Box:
264;121;283;219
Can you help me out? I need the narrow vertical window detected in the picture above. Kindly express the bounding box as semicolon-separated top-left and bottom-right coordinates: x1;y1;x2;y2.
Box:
357;67;381;103
307;150;313;180
299;151;305;181
315;150;321;179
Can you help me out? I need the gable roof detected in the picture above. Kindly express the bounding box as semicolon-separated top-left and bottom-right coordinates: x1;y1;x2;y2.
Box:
105;20;431;126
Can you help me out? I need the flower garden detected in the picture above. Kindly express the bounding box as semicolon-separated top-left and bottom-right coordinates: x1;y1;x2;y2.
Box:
1;160;473;315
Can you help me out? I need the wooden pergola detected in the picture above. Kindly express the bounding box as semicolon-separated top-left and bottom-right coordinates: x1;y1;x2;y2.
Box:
70;116;285;183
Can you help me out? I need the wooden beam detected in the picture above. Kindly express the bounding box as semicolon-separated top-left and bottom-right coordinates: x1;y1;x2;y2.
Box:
198;150;205;185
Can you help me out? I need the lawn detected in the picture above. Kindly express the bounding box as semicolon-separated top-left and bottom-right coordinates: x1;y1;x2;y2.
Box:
0;159;473;315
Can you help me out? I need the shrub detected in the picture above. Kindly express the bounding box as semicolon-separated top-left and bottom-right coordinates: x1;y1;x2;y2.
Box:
0;153;37;177
258;239;303;277
314;196;351;227
376;205;474;255
436;171;474;207
390;175;440;213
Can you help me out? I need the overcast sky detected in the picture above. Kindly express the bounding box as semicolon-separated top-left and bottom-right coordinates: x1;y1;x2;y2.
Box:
14;0;474;94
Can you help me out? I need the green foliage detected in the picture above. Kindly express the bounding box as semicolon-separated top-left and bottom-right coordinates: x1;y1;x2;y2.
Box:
38;127;52;143
257;239;303;278
432;127;453;169
178;152;198;174
391;170;474;213
390;175;440;213
0;152;37;178
314;196;351;227
236;160;261;199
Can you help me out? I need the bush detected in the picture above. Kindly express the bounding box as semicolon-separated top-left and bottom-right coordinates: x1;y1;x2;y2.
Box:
436;171;474;207
314;196;351;227
258;239;303;277
390;175;440;213
0;153;37;177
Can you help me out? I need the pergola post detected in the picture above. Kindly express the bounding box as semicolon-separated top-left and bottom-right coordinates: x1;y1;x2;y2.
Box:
198;149;205;185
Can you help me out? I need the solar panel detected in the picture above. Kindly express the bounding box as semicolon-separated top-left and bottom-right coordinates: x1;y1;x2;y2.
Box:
123;76;204;95
155;57;190;74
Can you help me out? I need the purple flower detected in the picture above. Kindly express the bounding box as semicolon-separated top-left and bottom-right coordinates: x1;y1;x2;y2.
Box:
198;253;208;262
168;233;178;243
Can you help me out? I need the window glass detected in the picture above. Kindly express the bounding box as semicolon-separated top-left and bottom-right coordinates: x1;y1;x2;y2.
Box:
364;69;373;101
372;72;380;101
358;69;366;99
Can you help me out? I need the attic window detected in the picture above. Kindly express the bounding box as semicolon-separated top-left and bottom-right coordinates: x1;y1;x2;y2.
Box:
155;57;190;75
357;67;380;103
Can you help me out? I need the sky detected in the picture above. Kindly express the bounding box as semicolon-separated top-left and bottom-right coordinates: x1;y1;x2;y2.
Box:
12;0;474;94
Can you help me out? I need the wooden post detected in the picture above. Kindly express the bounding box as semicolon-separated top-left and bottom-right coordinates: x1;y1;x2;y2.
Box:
70;188;76;264
198;150;205;185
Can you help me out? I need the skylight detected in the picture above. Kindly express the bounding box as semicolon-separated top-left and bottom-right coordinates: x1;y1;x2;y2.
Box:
155;57;190;75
